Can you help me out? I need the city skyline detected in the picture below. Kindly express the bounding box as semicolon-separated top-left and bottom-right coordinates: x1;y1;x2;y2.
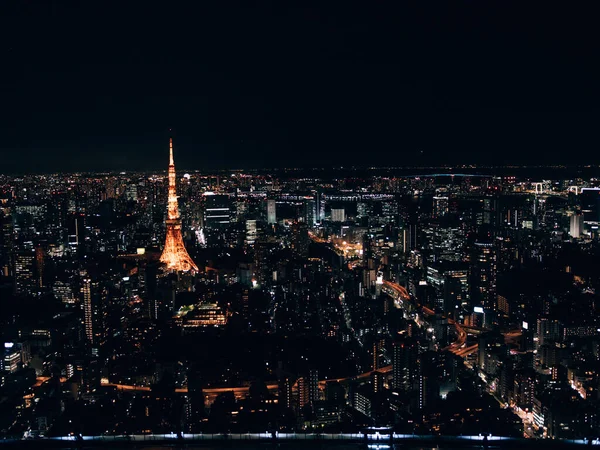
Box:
3;164;600;440
4;2;600;445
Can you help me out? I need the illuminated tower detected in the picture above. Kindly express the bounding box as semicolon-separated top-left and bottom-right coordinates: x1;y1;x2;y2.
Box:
82;276;93;342
160;138;199;273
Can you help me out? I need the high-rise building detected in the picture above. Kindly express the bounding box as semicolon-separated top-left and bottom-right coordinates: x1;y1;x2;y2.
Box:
314;191;324;223
426;262;469;317
536;317;562;347
298;369;320;409
35;246;44;288
569;212;583;238
423;222;465;262
291;221;309;258
297;376;309;408
362;233;377;297
160;138;198;273
278;376;293;410
477;331;504;375
203;193;232;246
0;214;14;277
357;202;372;219
304;198;317;226
392;334;418;391
482;197;498;226
351;386;373;418
331;208;345;222
267;199;276;224
125;184;138;202
1;344;22;375
432;196;449;218
14;251;35;295
513;370;535;409
254;236;278;286
325;381;345;405
185;375;205;432
371;370;384;394
81;273;106;355
399;223;418;254
67;213;84;248
470;240;497;312
308;369;319;403
372;338;384;370
53;281;76;304
82;276;94;343
245;219;258;246
418;373;438;410
580;188;600;222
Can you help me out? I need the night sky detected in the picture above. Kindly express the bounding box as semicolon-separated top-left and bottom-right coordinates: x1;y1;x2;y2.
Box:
1;2;600;173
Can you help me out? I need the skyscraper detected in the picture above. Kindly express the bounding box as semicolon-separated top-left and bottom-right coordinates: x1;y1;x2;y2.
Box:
203;193;232;246
308;369;319;403
536;317;561;348
580;187;600;222
569;212;583;238
399;223;418;255
14;251;35;295
291;221;309;258
331;208;345;222
81;273;107;357
267;199;276;224
35;246;44;288
304;198;317;226
297;369;320;409
432;196;449;218
426;262;469;317
470;240;497;313
314;190;324;223
0;214;14;277
160;138;198;273
278;376;293;410
297;376;309;408
392;334;418;391
245;219;258;247
82;276;94;343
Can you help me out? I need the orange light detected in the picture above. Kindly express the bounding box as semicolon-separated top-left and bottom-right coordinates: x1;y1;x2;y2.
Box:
159;138;198;273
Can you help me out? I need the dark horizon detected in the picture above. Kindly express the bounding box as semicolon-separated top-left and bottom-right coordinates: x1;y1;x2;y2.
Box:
1;2;600;172
3;160;600;178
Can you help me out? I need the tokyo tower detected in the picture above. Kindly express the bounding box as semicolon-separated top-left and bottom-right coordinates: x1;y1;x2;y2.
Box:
159;138;199;273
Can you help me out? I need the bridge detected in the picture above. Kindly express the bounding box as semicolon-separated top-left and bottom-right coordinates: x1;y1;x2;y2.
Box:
401;173;496;178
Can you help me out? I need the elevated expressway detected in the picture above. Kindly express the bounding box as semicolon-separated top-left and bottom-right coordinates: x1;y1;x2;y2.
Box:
381;280;521;359
381;280;468;355
99;282;478;403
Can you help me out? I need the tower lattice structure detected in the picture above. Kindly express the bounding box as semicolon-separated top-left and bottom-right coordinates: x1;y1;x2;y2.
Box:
160;138;199;273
